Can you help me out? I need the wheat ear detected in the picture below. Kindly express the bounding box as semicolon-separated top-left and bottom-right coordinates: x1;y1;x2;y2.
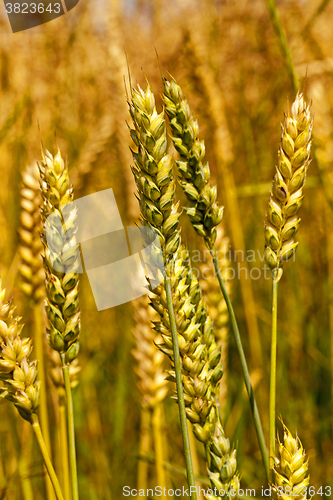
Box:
156;246;240;499
39;149;80;363
264;93;312;272
127;80;197;496
19;161;55;500
272;424;310;499
39;148;80;500
0;280;64;500
162;77;223;249
162;75;269;480
129;80;239;499
265;94;313;473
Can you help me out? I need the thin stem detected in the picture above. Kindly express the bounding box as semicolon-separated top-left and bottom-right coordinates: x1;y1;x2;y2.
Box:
31;414;64;500
58;390;71;500
188;423;204;500
137;453;210;486
138;407;151;490
33;303;55;500
9;407;33;500
210;248;269;482
269;278;279;475
19;441;34;500
266;0;298;93
152;405;167;497
61;354;79;500
165;275;197;500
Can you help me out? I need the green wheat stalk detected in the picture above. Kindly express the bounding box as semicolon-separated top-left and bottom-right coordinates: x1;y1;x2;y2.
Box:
264;93;313;475
128;79;240;500
162;75;269;481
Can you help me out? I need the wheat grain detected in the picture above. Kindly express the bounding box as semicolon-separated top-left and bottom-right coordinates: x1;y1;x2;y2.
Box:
39;149;80;363
264;94;313;272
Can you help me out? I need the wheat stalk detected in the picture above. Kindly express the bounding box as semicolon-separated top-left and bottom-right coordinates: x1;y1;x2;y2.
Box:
18;161;56;500
265;94;313;473
266;0;298;92
271;423;310;499
156;246;240;498
49;349;80;500
127;79;197;496
39;148;80;500
49;350;80;392
162;75;269;480
128;80;239;499
0;280;64;500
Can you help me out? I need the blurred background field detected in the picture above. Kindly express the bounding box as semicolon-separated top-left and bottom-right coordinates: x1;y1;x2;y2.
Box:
0;0;333;497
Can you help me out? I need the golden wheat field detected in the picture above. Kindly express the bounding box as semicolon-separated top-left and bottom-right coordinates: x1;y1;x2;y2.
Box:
0;0;333;499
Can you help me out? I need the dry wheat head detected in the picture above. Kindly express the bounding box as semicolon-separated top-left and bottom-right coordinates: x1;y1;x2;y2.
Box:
132;294;169;409
19;163;44;303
